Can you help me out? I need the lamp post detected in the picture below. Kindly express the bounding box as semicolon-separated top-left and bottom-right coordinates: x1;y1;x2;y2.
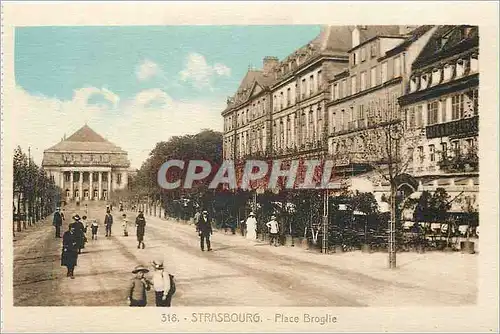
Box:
387;122;403;269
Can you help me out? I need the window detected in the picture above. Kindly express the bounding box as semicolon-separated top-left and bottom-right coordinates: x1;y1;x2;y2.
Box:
441;100;447;123
352;52;357;66
381;62;388;83
301;79;306;99
360;71;367;91
416;105;423;127
309;75;314;95
370;43;377;57
273;95;277;111
317;71;322;90
117;173;122;185
429;145;436;162
421;74;429;90
351;75;357;95
357;104;365;120
394;56;401;77
286;88;291;106
451;140;460;157
427;101;439;125
361;47;366;62
408;107;416;128
333;83;339;100
417;146;424;163
456;60;465;77
410;76;418;92
65;172;70;182
431;69;441;86
464;89;479;117
342;79;347;97
441;142;448;161
371;66;377;88
452;94;464;120
280;92;284;110
443;65;453;81
286;117;291;147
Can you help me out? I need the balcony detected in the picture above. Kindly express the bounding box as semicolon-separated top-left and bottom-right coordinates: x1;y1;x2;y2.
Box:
426;115;479;139
438;150;479;173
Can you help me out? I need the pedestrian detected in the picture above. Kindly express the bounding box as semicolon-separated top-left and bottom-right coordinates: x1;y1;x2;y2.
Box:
72;214;86;254
151;260;176;307
81;215;89;234
104;209;113;237
90;219;99;240
196;210;212;251
53;207;63;238
61;223;79;279
119;201;124;212
122;213;129;237
194;209;201;226
245;212;258;240
266;215;280;247
84;204;89;216
135;211;146;249
127;265;152;307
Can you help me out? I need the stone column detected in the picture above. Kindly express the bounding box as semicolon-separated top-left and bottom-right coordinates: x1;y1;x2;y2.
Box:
98;172;103;201
89;172;93;201
107;171;112;200
79;171;83;200
70;171;74;199
122;171;128;189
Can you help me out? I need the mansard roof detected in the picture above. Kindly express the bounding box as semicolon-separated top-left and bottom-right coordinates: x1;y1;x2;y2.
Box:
412;25;479;70
45;125;126;153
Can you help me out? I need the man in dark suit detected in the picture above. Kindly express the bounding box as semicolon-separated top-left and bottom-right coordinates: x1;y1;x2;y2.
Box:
196;210;213;251
53;207;63;238
104;209;113;237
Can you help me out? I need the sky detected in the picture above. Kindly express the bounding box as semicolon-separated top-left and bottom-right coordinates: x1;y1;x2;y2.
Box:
14;25;321;168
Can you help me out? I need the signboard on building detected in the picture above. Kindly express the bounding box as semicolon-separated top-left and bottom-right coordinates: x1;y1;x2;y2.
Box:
426;116;478;139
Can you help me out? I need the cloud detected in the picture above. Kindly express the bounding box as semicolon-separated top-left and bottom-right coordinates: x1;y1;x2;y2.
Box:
12;86;223;169
179;52;231;89
136;59;162;81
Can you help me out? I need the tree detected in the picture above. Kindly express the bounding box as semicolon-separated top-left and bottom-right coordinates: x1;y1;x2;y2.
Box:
330;90;418;268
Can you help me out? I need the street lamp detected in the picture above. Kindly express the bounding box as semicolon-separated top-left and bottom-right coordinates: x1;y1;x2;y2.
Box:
387;122;403;269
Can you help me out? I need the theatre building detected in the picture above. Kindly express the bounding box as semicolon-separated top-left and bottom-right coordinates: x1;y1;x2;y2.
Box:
398;25;479;213
42;125;131;201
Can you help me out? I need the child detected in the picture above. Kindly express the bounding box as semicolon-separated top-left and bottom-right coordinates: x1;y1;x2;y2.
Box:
90;219;99;240
122;214;129;237
127;265;152;307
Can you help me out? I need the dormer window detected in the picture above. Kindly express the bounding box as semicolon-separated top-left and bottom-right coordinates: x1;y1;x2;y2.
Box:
443;64;453;81
431;68;442;86
470;54;479;73
456;59;465;77
420;74;429;90
410;76;418;92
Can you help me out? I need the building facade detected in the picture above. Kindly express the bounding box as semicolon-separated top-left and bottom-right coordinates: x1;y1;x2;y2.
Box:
325;26;437;196
399;25;479;212
42;125;131;201
222;26;417;162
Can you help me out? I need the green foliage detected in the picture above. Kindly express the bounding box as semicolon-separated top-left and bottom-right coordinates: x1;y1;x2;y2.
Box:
413;188;451;223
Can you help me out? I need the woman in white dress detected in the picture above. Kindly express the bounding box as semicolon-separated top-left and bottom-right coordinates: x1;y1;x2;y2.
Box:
245;212;257;240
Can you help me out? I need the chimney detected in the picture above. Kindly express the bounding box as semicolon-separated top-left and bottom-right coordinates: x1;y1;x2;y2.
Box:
352;27;361;48
399;25;417;36
263;56;279;74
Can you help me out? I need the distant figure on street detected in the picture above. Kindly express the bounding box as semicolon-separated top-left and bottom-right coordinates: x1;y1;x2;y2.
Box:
90;220;99;240
61;208;66;221
84;204;89;216
245;212;257;240
196;210;212;251
104;209;113;237
194;209;201;226
53;207;63;238
122;213;129;237
72;214;86;254
135;211;147;249
151;259;176;307
119;202;124;212
81;215;89;234
61;223;79;279
127;265;152;307
266;215;279;247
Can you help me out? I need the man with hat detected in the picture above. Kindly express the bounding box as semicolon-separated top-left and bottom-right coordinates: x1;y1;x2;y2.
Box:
72;214;86;254
135;210;147;249
127;265;152;307
104;209;114;237
196;210;213;251
266;215;280;247
53;207;63;238
61;223;79;278
245;212;258;240
151;259;176;307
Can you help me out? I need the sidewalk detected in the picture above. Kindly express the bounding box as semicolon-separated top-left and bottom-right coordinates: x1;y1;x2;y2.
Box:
148;213;477;303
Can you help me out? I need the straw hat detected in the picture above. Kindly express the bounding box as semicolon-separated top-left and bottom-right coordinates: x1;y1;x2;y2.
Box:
132;265;149;274
152;259;164;270
72;214;81;221
271;215;276;219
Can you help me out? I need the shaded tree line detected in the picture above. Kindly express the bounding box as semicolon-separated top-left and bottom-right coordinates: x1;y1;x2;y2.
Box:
13;146;60;234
